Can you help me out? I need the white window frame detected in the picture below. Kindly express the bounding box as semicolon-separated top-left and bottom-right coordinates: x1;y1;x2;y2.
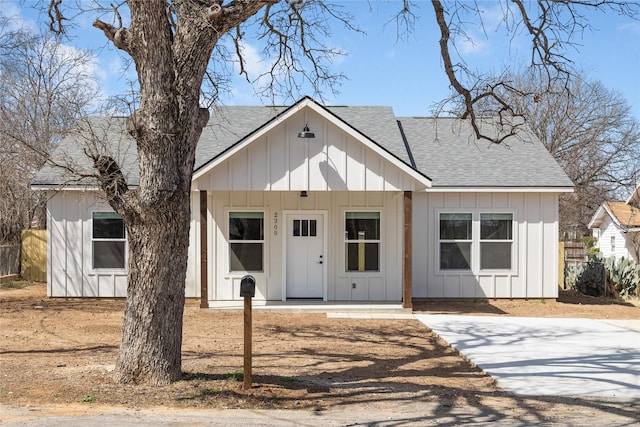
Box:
438;212;473;271
437;210;516;274
343;210;382;273
479;213;514;271
91;211;127;271
227;210;265;274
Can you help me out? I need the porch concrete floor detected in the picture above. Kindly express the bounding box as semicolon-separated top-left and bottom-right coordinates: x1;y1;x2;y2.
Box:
205;300;411;314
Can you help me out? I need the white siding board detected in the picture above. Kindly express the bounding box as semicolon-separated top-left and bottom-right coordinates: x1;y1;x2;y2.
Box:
345;140;365;190
365;149;384;190
185;192;199;298
115;276;127;297
542;193;559;297
250;141;269;190
477;193;492;209
289;136;307;191
445;193;461;208
230;151;249;190
462;193;476;208
413;191;560;299
326;136;347;191
478;276;493;297
308;137;327;191
525;194;543;297
269;131;288;190
66;194;84;297
444;276;461;298
48;194;66;296
462;275;479;298
98;275;113;297
494;192;510;209
495;276;511;298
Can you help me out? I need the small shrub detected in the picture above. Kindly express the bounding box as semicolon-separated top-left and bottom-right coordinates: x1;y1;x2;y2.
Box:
80;395;96;403
565;255;605;297
280;376;301;384
226;371;243;382
605;256;640;298
199;387;220;396
0;281;24;290
567;255;640;298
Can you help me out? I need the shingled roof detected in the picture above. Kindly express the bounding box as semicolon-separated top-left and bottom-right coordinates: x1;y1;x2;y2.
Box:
32;98;573;191
589;201;640;230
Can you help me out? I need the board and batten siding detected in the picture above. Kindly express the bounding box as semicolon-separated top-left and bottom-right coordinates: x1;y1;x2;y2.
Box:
47;191;200;298
198;190;404;302
412;192;560;299
194;110;417;193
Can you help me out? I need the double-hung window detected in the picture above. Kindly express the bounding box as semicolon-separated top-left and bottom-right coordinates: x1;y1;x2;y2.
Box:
345;212;380;272
480;213;513;270
439;213;472;270
92;212;126;269
439;212;514;272
229;212;264;272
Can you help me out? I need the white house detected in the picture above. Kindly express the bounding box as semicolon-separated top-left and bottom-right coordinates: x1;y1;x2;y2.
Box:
32;97;574;305
588;185;640;262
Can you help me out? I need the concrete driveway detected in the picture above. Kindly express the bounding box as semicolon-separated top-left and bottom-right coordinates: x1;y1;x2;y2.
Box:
415;315;640;399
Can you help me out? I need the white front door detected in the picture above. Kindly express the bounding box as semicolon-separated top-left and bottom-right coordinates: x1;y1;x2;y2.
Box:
286;213;324;298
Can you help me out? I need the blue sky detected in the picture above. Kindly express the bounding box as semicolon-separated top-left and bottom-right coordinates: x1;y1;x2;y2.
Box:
6;1;640;120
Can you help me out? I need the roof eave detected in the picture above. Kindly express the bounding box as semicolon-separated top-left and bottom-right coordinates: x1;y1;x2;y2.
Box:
425;186;574;193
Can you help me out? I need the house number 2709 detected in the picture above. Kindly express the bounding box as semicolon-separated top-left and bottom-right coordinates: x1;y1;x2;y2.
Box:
273;212;278;236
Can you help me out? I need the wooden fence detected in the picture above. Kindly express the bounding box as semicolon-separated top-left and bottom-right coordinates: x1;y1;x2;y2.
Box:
0;244;20;277
21;229;47;282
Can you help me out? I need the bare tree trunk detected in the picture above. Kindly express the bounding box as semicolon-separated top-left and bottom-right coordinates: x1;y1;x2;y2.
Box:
113;194;190;384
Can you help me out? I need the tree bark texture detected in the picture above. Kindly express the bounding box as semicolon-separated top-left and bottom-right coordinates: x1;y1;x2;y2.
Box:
91;0;273;385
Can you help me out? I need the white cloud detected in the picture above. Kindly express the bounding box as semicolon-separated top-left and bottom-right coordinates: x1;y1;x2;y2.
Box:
619;21;640;35
1;0;38;32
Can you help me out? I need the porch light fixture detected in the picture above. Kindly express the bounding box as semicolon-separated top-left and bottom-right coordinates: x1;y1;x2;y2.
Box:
297;123;315;138
300;191;308;197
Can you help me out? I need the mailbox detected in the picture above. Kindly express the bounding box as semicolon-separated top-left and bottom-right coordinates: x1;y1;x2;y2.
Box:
240;275;256;298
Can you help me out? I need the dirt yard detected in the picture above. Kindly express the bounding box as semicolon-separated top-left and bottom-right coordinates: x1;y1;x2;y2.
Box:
1;282;639;422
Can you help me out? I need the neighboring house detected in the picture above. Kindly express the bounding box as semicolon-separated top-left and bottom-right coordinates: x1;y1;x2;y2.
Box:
588;186;640;262
32;97;573;305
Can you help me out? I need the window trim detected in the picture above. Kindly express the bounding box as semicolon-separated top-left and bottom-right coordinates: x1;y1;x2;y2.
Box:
227;210;266;274
91;210;127;271
436;209;517;275
343;210;382;273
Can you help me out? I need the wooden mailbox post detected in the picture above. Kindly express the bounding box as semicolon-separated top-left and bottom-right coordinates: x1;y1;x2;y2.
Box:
240;275;256;390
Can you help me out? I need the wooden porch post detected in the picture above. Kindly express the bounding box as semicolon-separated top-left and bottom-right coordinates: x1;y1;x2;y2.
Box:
199;191;209;309
403;191;413;309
